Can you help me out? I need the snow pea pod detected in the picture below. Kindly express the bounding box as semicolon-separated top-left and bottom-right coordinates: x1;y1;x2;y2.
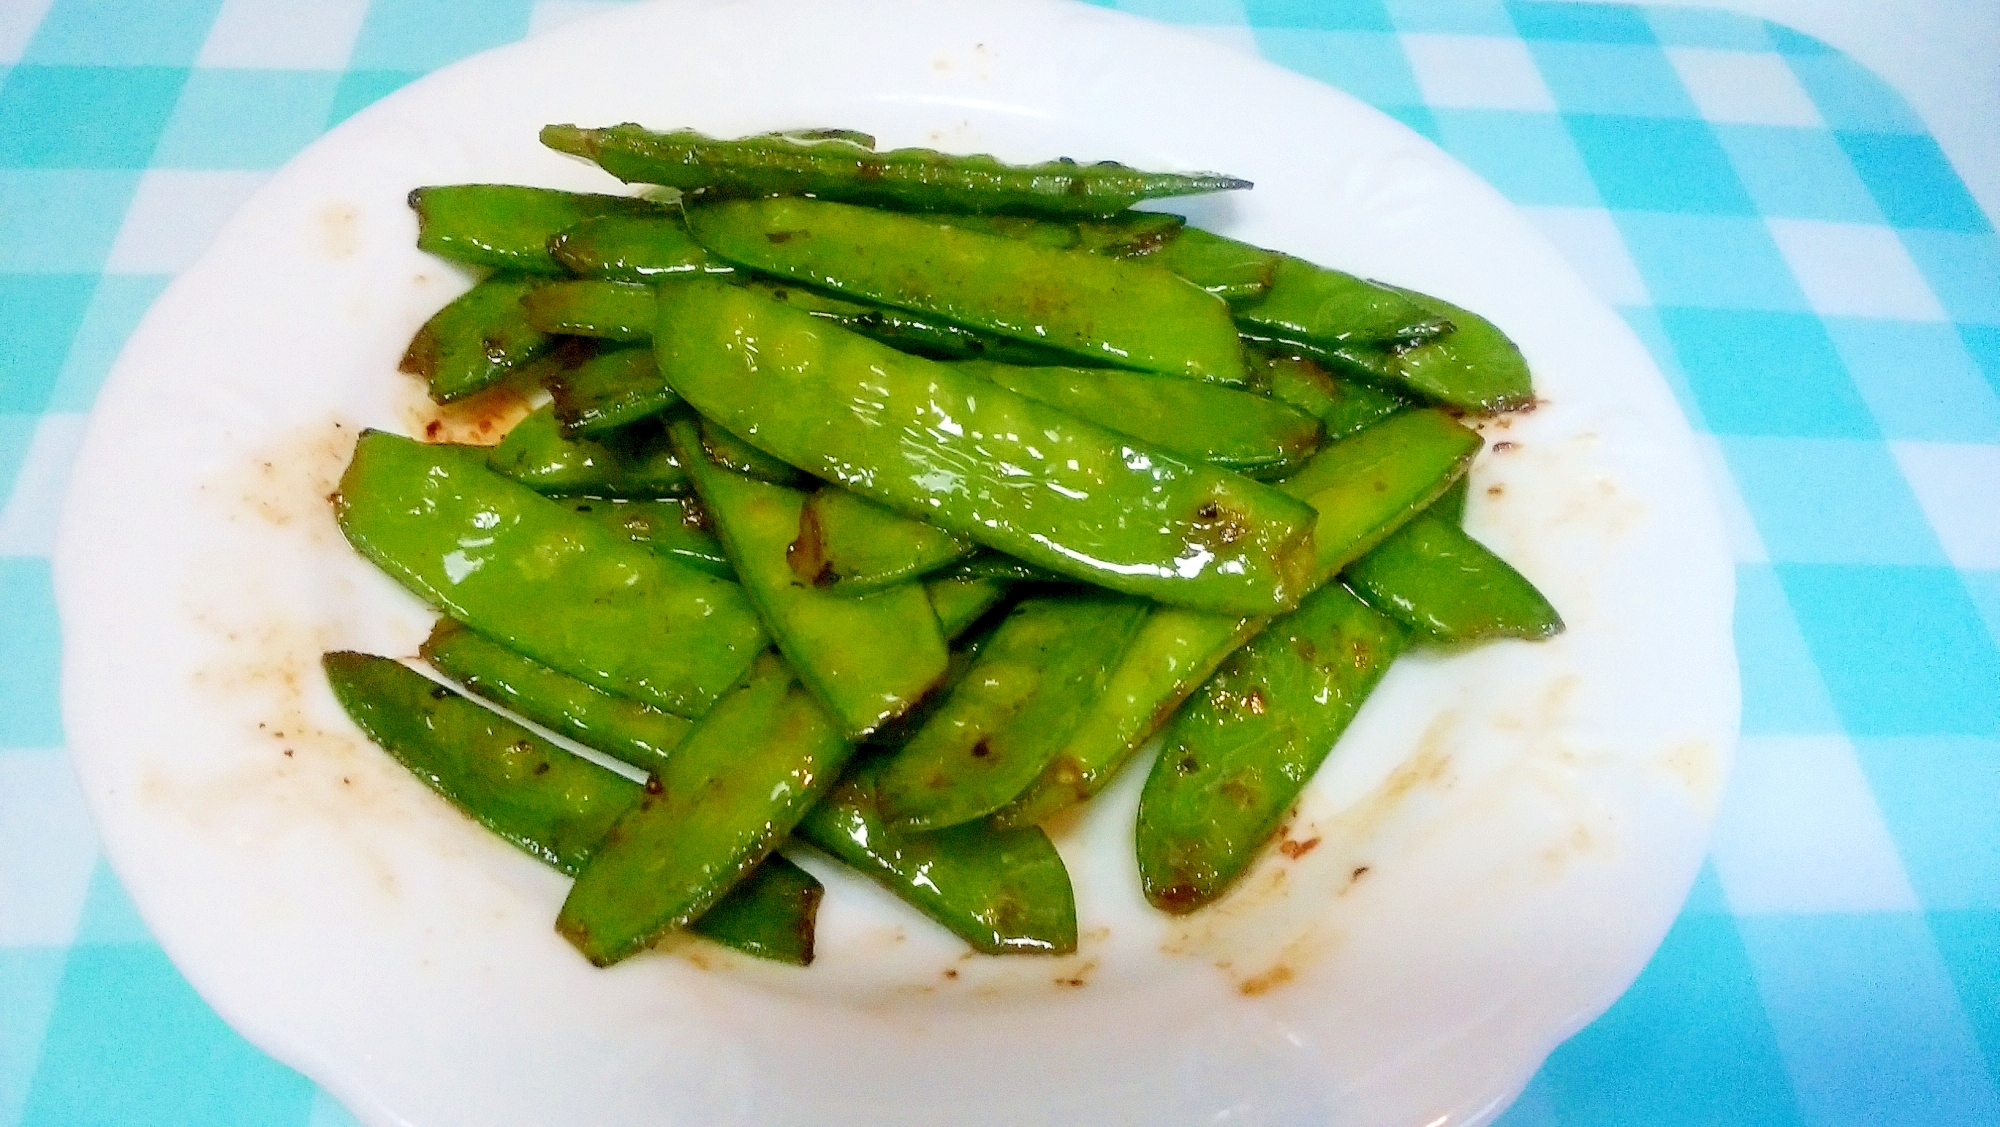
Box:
419;619;690;777
336;431;764;717
400;276;554;403
797;765;1076;955
1234;256;1451;352
1135;582;1408;913
874;594;1150;832
1381;286;1535;414
541;124;1249;218
748;281;1072;366
322;651;819;963
685;197;1248;385
559;496;731;579
546;345;679;438
1276;408;1483;579
925;576;1010;641
697;417;803;486
486;407;689;497
1129;225;1279;302
937;554;1068;585
556;653;853;966
788;486;975;591
1435;476;1470;526
1252;351;1409;441
1343;511;1562;643
548;213;735;280
521;279;656;341
991;606;1260;829
411;184;660;274
654;280;1319;615
956;359;1323;477
673;421;948;740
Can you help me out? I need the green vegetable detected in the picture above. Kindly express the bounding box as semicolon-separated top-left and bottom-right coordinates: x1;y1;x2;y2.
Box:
546;345;679;438
695;417;803;486
746;281;1072;365
992;606;1260;828
410;185;659;274
937;554;1068;585
1136;582;1407;912
486;406;689;497
685;197;1248;385
548;213;734;280
556;653;853;965
336;431;764;717
654;279;1319;615
1253;350;1408;441
788;487;975;591
322;651;819;963
958;360;1323;477
1343;512;1562;643
797;766;1076;954
673;421;948;740
1435;475;1470;526
1234;256;1451;353
874;594;1150;831
559;496;731;579
1380;286;1535;413
1128;225;1278;302
399;276;553;403
924;576;1010;641
520;279;657;341
1276;408;1483;579
420;619;690;777
542;124;1249;218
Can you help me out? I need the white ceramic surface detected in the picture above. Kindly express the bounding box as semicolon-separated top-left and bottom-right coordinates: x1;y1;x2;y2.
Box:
53;2;1740;1124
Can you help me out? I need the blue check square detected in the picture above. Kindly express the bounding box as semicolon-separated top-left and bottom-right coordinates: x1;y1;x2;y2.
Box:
326;69;424;128
1719;437;1946;565
1381;0;1514;36
1639;7;1772;50
152;70;340;170
1899;232;2000;327
1787;53;1925;135
1779;564;2000;737
1432;109;1600;206
0;275;97;414
0;66;186;168
1824;318;2000;443
1567;116;1755;214
1927;910;2000;1076
1712;124;1883;224
0;559;64;747
1617;212;1805;310
1735;565;1843;735
1528;41;1696;118
1853;739;2000;911
18;0;222;67
1658;308;1877;438
1244;0;1392;30
47;274;171;413
1252;29;1422;107
1838;133;1992;234
0;948;67;1120
346;0;535;72
1506;0;1654;44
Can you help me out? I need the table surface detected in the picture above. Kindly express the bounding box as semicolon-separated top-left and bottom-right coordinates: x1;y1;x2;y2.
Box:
2;1;1996;1124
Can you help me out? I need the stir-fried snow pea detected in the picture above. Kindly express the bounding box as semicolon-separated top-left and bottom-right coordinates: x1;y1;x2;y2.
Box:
521;279;657;341
938;554;1069;585
336;431;764;717
957;360;1323;477
322;651;820;963
560;496;731;579
1253;351;1409;441
925;576;1010;641
1278;408;1483;579
1129;225;1279;302
548;213;734;280
1234;256;1451;355
420;619;690;776
1136;582;1408;913
696;417;803;486
410;185;661;274
789;487;976;591
673;421;948;740
1344;511;1563;643
654;280;1319;615
400;276;554;403
486;407;689;497
797;766;1076;955
992;606;1260;829
748;281;1073;366
556;653;853;966
1381;286;1535;414
546;345;679;437
875;595;1150;831
1435;475;1470;526
542;124;1250;218
947;211;1186;255
685;198;1248;385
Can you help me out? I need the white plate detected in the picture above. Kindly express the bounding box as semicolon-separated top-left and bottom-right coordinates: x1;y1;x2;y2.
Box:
54;2;1739;1124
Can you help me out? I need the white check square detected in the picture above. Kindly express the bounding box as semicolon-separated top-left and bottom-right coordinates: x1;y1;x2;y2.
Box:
198;0;369;69
1768;218;1947;321
1889;441;2000;569
1666;46;1822;127
104;171;270;276
1401;33;1556;111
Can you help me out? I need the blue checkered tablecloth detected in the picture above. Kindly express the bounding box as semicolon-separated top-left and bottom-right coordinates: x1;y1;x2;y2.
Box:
3;0;1995;1123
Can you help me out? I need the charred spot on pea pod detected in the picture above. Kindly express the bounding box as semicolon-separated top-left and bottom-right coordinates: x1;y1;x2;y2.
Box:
428;684;451;700
1188;499;1252;548
765;230;807;244
970;739;992;759
533;761;550;775
1154;882;1204;913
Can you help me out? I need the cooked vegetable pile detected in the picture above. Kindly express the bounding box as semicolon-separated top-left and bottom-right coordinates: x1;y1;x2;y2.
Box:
323;126;1561;968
